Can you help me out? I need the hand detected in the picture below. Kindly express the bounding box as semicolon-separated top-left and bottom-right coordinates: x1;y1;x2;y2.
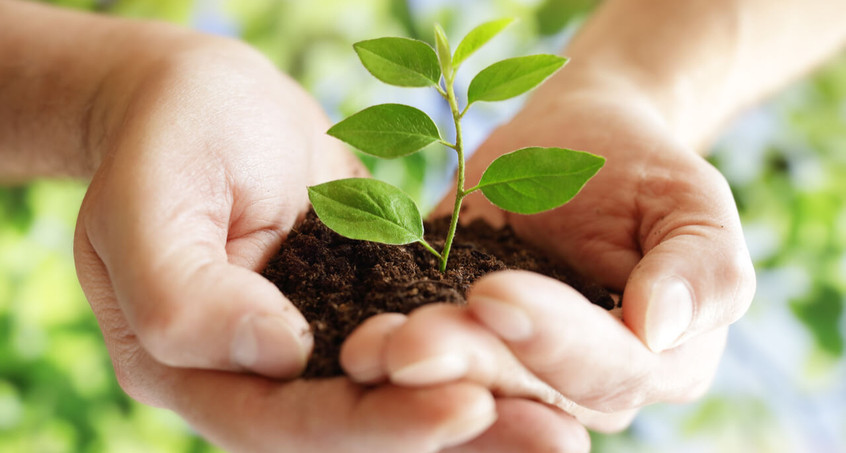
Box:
341;83;756;435
72;38;520;452
73;34;605;451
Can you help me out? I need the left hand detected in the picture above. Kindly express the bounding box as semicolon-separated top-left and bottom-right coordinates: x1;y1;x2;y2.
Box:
340;84;756;433
72;34;593;452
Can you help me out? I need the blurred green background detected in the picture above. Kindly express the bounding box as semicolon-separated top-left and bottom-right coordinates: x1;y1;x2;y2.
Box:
2;0;844;451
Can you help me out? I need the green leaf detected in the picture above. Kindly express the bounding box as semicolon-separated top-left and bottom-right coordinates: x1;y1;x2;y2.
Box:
452;18;514;68
327;104;441;158
434;24;452;77
535;0;597;36
478;147;604;214
467;55;567;104
354;37;441;87
308;178;424;245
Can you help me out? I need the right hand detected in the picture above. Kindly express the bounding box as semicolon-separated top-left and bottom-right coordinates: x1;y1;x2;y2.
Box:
341;80;756;437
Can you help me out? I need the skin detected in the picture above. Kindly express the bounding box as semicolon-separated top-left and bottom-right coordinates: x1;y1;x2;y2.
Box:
341;0;846;439
4;0;846;451
2;1;587;451
343;85;743;432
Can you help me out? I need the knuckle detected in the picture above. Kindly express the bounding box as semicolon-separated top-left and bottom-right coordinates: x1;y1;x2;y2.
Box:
592;410;638;434
672;373;715;404
666;340;722;404
113;363;146;403
683;355;721;402
685;376;714;402
410;302;462;319
581;408;638;434
576;376;650;412
722;249;757;324
535;429;591;453
577;351;659;411
111;345;161;405
134;303;192;366
598;387;649;412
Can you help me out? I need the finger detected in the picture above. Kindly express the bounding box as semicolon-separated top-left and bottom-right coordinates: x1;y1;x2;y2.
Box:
624;163;756;352
381;304;559;404
79;261;601;453
623;167;755;352
78;170;311;378
444;399;590;453
468;271;726;412
77;233;499;453
118;349;499;453
347;304;625;430
170;373;497;453
577;408;638;434
75;224;168;407
341;313;407;384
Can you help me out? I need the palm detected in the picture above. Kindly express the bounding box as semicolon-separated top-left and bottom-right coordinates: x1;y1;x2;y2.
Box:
456;96;732;295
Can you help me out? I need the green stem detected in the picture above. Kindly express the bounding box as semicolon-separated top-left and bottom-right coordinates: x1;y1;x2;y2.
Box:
438;139;457;150
439;71;466;273
418;239;443;261
459;103;471;119
464;184;481;195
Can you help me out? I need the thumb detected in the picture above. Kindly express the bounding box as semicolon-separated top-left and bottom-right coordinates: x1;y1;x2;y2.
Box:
623;204;756;353
76;179;312;379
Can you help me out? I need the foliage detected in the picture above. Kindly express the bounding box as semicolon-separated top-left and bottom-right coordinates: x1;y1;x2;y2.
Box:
312;20;603;272
3;1;846;452
477;147;604;214
326;103;441;158
308;178;425;245
533;0;598;36
0;181;218;453
711;54;846;365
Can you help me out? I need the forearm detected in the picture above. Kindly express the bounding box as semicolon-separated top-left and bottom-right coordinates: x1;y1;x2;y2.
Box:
1;1;162;180
0;1;239;182
531;0;846;151
1;1;115;180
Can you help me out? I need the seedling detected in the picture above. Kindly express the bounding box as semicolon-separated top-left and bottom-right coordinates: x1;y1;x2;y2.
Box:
308;19;605;272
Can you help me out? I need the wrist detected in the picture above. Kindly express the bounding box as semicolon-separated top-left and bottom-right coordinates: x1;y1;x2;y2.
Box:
520;66;672;136
524;58;730;153
0;1;256;181
89;28;361;184
524;0;748;152
88;30;280;170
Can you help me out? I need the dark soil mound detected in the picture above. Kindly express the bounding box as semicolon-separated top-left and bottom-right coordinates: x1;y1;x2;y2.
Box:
263;210;616;378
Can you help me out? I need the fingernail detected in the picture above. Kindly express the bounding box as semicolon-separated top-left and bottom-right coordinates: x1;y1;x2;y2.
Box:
470;296;533;341
390;354;468;386
440;394;497;448
645;277;693;352
231;314;311;378
347;363;386;385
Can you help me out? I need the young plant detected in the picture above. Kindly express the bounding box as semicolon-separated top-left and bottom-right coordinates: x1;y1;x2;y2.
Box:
308;19;605;272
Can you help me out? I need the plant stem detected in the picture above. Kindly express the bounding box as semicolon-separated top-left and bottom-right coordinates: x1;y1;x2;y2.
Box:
438;71;466;273
418;239;443;261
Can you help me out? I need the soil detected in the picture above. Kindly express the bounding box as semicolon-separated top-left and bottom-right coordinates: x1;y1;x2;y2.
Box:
262;210;618;378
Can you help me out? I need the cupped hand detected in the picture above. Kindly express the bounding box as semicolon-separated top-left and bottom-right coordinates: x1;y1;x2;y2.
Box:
74;39;362;380
72;35;594;451
341;84;756;432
